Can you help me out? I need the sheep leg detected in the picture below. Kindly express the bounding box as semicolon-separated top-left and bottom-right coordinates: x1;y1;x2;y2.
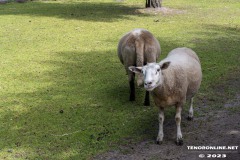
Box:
128;72;135;101
144;91;150;106
187;97;194;120
156;107;164;144
175;104;183;146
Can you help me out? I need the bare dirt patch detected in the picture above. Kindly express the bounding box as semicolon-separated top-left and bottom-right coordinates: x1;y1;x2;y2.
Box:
93;110;240;160
93;71;240;160
135;7;186;15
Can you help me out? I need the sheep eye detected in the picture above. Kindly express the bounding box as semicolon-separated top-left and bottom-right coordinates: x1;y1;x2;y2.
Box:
157;69;160;72
141;70;143;74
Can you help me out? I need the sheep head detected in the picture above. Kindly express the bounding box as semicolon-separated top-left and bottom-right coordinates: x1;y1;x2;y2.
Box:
129;62;170;91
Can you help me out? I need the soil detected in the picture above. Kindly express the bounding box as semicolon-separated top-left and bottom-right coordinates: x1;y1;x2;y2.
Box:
93;72;240;160
135;7;186;15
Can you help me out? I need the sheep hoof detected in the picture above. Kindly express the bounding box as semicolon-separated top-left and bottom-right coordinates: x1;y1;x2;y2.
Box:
176;138;183;146
156;140;163;145
187;116;193;121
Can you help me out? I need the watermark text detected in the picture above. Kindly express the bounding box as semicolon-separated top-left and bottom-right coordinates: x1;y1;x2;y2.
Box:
187;145;238;151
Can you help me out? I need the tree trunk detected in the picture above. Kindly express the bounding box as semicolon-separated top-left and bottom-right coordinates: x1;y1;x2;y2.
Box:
146;0;162;8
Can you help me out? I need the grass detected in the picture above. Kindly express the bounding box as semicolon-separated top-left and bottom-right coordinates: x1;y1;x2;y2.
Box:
0;0;240;159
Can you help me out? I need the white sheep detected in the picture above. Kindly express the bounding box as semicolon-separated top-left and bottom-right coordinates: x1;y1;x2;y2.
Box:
129;47;202;145
118;29;161;106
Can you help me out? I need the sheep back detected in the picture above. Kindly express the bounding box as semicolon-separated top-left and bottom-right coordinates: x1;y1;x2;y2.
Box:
118;29;161;73
154;47;202;106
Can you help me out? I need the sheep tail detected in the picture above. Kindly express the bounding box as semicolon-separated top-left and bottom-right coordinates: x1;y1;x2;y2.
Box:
135;38;144;86
135;39;144;67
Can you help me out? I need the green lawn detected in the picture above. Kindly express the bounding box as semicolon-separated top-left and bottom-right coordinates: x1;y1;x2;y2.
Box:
0;0;239;159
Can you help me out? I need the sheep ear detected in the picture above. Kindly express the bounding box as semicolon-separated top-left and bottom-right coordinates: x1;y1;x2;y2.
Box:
129;66;142;73
160;61;170;70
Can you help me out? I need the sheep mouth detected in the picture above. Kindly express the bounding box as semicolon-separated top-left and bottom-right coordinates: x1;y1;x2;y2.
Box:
144;85;155;91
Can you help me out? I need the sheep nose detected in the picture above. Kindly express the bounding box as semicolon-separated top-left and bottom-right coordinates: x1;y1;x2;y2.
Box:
145;81;152;85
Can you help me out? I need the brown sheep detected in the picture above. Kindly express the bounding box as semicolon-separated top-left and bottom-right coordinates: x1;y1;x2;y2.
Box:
118;29;161;106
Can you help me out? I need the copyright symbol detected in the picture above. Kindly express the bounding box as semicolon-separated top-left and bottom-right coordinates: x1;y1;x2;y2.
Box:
199;154;205;158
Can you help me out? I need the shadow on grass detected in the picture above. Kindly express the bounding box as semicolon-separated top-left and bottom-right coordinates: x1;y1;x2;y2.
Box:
159;24;240;89
0;24;240;159
0;48;156;159
0;1;143;22
158;24;240;112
